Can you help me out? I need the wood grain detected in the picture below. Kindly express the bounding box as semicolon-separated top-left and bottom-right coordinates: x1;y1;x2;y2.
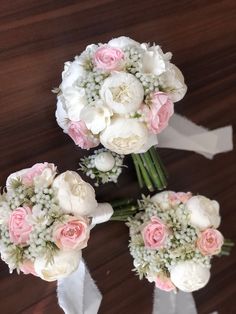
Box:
0;1;235;313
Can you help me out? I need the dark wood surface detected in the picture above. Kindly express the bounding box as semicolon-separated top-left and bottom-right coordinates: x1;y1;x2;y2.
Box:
0;1;235;313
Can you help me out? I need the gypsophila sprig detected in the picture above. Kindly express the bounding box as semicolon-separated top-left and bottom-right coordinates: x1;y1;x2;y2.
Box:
127;191;231;293
79;148;125;186
0;162;113;281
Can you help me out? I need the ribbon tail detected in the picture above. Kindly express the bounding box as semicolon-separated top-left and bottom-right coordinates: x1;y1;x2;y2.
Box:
158;113;233;159
153;288;197;314
57;260;102;314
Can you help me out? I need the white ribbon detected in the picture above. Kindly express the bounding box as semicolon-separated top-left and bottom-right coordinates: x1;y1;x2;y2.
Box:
57;203;113;314
158;113;233;159
153;288;197;314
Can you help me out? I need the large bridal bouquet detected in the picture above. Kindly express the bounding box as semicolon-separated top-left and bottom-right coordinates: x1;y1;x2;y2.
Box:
55;36;187;191
124;191;232;292
0;163;113;281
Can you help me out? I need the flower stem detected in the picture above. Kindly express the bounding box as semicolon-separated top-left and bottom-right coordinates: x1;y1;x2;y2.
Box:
131;154;144;188
132;147;168;192
135;154;154;192
149;147;167;188
141;151;162;190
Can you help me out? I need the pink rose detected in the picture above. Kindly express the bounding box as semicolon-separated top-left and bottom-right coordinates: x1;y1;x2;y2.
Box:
20;260;37;276
53;216;90;250
155;274;176;292
169;192;192;204
22;163;49;186
143;92;174;134
94;45;124;71
142;217;169;249
68;121;98;150
8;206;32;245
197;228;224;256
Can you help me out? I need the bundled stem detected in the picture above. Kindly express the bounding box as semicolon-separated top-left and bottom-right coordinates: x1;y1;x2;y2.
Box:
131;146;168;192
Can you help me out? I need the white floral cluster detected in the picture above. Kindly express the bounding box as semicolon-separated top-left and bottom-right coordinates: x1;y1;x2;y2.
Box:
128;191;223;292
0;163;113;282
55;36;187;155
79;149;125;186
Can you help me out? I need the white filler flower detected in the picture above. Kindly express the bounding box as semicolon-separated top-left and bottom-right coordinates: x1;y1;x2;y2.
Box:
170;261;210;292
100;117;149;154
186;195;221;230
100;72;144;115
34;250;81;281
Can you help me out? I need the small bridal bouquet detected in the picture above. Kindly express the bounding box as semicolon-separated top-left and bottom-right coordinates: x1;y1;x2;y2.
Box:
55;36;187;191
0;163;113;281
126;191;232;292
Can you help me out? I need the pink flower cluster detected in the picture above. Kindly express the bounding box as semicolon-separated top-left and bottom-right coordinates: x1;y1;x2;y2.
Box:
94;45;124;71
142;92;174;135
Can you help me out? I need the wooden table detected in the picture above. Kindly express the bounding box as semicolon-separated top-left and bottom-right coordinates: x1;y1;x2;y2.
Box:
0;1;235;313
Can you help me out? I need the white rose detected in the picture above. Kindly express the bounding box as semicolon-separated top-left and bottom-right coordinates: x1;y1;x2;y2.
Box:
139;44;171;76
52;171;98;216
34;250;81;281
80;100;112;134
159;63;187;102
186;195;221;230
108;36;140;49
55;97;69;132
33;164;57;188
94;151;115;172
100;72;144;115
100;117;151;154
60;60;86;92
170;261;210;292
63;86;87;121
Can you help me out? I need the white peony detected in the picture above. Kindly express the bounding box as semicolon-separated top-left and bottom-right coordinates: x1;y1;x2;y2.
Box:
80;100;112;134
60;60;86;92
170;261;210;292
100;117;152;154
100;72;144;115
139;44;172;76
52;171;98;217
159;63;187;102
94;151;115;172
186;195;221;230
108;36;140;49
34;250;81;281
33;164;57;188
63;86;87;121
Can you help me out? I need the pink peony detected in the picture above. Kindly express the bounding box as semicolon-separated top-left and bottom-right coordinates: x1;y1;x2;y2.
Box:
8;206;32;245
142;216;169;249
169;192;192;204
20;260;37;276
143;92;174;134
197;228;223;256
22;163;49;186
94;45;124;71
53;217;90;250
155;274;176;292
68;121;98;150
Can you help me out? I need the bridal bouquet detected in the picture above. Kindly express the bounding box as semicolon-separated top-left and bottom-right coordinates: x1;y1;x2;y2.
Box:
127;191;232;292
0;163;113;281
55;36;187;191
